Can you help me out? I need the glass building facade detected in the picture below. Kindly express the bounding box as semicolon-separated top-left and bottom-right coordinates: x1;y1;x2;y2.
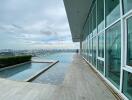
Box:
81;0;132;99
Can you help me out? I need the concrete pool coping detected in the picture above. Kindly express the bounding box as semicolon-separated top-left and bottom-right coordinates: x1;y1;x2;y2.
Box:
25;60;59;82
32;59;57;63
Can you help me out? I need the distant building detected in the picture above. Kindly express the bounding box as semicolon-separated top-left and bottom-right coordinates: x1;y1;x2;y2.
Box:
0;51;14;57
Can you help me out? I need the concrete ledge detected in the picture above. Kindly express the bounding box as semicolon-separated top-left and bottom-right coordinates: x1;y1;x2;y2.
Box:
32;59;56;63
25;60;59;82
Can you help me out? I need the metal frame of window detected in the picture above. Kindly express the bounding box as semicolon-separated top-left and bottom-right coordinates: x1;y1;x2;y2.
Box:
122;13;132;99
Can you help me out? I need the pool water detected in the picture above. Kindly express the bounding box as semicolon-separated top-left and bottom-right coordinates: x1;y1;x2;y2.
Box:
0;52;75;84
0;62;50;81
38;52;74;63
32;53;75;85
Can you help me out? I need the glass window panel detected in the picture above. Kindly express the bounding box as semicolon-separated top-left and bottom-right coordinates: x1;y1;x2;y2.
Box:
123;71;132;100
85;39;87;58
86;37;88;60
123;0;132;14
93;3;97;35
89;40;91;55
90;39;92;55
85;38;87;59
92;37;97;67
105;21;121;88
82;42;83;56
87;37;89;57
97;0;104;32
84;40;85;57
89;13;92;35
88;37;90;59
90;39;92;63
87;39;89;60
98;33;104;58
83;32;86;58
87;19;90;35
85;18;89;36
84;20;89;60
83;41;85;57
97;59;104;74
105;0;120;26
87;17;91;34
88;41;90;62
127;16;132;66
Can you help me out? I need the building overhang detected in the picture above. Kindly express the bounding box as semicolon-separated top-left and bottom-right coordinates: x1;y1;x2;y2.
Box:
63;0;93;42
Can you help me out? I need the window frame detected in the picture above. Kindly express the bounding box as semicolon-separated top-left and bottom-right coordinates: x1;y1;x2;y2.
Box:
124;14;132;71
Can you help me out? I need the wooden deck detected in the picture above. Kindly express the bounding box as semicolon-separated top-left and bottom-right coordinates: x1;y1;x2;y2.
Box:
0;54;117;100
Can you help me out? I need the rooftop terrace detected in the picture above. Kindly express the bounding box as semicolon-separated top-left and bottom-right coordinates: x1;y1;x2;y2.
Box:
0;54;119;100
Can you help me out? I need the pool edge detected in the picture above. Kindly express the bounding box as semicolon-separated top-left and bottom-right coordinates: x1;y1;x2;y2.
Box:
25;60;59;82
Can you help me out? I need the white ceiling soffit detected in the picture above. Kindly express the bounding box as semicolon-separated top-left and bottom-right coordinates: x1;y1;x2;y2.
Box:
63;0;93;42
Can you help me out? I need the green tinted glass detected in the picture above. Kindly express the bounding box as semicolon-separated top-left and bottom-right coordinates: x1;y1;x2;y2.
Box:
93;3;97;35
123;0;132;14
105;0;120;26
92;37;97;66
98;33;104;58
105;21;121;88
123;71;132;100
127;16;132;66
97;59;104;74
97;0;104;32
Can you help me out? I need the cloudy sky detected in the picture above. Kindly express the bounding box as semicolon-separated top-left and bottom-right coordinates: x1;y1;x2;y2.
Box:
0;0;79;50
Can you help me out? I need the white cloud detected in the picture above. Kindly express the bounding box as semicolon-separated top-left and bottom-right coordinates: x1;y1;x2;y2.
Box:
0;0;79;50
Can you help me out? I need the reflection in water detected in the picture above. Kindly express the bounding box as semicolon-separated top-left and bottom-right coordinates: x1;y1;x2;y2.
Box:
32;53;75;85
0;63;31;78
0;62;50;81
